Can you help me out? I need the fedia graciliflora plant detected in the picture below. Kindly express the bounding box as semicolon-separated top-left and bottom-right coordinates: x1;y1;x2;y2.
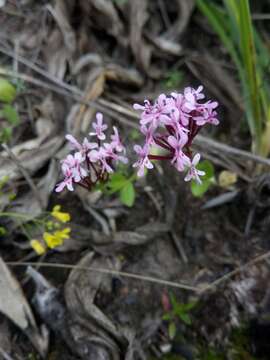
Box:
56;86;219;203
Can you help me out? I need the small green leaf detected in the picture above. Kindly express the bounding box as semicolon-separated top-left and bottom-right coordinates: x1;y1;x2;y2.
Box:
0;78;16;103
0;127;12;143
162;313;172;321
2;104;19;125
197;160;214;180
191;160;215;197
8;192;16;201
179;312;192;325
0;176;9;189
107;173;128;193
168;322;177;339
183;301;197;311
130;129;140;140
191;179;212;197
0;227;6;236
120;182;135;207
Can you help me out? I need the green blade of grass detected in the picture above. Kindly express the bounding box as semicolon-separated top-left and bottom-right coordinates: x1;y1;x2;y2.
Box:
238;0;262;153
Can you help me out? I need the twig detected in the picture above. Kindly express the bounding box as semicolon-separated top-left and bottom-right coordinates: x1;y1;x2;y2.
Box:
170;231;188;264
252;13;270;20
0;348;15;360
1;144;45;209
201;250;270;293
195;134;270;167
6;261;200;292
7;250;270;295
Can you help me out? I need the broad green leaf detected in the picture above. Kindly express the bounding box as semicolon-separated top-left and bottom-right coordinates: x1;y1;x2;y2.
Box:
2;104;19;125
120;182;135;207
0;78;16;103
191;179;212;198
106;173;128;194
179;313;192;326
197;160;214;180
108;173;127;192
168;322;177;339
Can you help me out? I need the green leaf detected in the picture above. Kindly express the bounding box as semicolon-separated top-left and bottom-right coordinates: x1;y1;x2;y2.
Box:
182;301;197;311
0;127;12;143
0;78;16;103
0;227;6;236
107;173;128;193
179;313;192;326
162;313;172;321
191;160;215;198
197;160;214;180
2;104;19;125
168;322;177;339
120;182;135;207
191;179;212;198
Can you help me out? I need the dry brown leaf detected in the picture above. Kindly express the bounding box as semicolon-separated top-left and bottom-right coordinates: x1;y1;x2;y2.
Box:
46;0;76;54
129;0;160;78
0;257;49;357
65;252;126;359
87;0;126;46
164;0;195;41
10;159;59;219
0;136;63;181
67;69;105;135
105;64;144;88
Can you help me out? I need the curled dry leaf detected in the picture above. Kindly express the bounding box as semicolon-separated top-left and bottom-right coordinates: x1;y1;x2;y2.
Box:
9;160;59;220
44;0;76;79
129;0;160;78
0;136;63;181
65;252;127;359
67;69;105;135
164;0;195;41
46;0;76;54
0;257;49;357
87;0;126;46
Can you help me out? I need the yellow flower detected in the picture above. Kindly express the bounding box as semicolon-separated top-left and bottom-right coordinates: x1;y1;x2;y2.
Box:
51;205;71;223
43;227;71;249
30;240;46;255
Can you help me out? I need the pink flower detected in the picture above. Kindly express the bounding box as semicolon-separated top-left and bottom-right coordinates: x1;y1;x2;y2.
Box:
66;134;97;159
102;143;128;164
62;153;87;182
184;153;205;184
111;126;125;152
55;164;74;192
140;125;154;146
89;113;108;140
161;108;189;143
184;85;205;102
167;135;190;172
133;100;154;115
193;101;219;126
133;144;154;177
170;93;190;126
135;94;172;131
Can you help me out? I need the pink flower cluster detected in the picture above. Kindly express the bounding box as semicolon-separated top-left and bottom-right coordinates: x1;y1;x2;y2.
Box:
56;113;127;192
133;86;219;183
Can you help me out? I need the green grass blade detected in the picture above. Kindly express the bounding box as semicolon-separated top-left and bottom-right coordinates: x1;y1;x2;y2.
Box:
238;0;262;152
